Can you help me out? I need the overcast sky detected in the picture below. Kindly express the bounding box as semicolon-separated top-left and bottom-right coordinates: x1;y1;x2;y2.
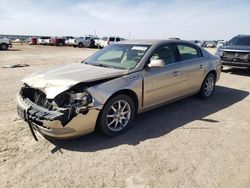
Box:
0;0;250;40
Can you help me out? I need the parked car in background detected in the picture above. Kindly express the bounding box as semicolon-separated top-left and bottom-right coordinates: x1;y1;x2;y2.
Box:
13;39;21;43
94;38;101;47
216;40;227;49
28;37;37;45
72;36;99;48
37;37;51;45
216;34;250;68
0;38;12;50
49;37;65;46
98;36;124;48
63;36;74;45
17;39;221;139
190;40;205;47
206;41;217;48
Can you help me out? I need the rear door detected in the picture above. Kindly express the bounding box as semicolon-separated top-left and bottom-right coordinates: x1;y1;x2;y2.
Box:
173;43;205;94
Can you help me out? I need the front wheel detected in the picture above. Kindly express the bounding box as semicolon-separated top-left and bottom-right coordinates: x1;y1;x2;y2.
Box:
97;95;135;136
0;43;8;50
199;73;216;99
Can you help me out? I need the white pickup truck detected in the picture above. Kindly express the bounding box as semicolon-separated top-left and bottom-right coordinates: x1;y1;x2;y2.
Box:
0;38;12;50
37;37;51;45
98;36;124;48
70;36;99;48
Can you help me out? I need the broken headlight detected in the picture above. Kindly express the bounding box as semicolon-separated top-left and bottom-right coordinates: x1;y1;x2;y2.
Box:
68;91;93;114
69;92;92;106
52;90;93;126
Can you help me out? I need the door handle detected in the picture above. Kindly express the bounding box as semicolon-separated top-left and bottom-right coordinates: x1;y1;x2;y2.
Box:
200;64;205;69
173;71;179;77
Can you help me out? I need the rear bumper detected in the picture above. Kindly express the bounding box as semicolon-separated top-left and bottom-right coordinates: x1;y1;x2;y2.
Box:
221;60;250;68
17;95;100;139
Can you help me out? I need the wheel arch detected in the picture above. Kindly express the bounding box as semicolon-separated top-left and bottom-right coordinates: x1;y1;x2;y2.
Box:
95;88;139;133
0;42;9;49
199;69;217;93
78;42;83;47
106;89;139;114
206;70;217;80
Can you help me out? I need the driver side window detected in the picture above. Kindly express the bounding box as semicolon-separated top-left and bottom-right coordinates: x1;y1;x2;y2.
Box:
150;45;175;65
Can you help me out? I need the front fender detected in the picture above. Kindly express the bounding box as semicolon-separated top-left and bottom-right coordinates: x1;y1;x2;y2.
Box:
88;72;143;111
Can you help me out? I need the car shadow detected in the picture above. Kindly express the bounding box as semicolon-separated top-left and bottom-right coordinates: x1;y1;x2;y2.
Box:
222;67;250;76
50;86;249;153
0;49;21;52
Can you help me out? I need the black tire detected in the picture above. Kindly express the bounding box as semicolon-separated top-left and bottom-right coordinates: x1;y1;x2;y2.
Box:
0;43;8;50
78;42;83;48
97;94;135;136
199;73;216;99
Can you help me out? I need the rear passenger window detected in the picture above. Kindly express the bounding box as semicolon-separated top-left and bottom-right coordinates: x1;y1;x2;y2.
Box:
177;44;201;61
116;38;120;42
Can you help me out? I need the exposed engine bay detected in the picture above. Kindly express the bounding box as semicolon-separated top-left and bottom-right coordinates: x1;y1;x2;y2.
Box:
20;83;93;126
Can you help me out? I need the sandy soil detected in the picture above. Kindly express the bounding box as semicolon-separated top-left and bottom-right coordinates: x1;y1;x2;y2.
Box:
0;44;249;188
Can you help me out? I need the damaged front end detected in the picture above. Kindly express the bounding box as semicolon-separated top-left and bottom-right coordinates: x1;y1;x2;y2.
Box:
17;83;100;139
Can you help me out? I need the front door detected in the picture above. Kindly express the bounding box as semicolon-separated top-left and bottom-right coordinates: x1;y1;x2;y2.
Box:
143;44;184;109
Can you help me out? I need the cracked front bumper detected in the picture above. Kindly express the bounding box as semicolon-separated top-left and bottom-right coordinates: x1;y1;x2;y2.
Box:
17;95;100;139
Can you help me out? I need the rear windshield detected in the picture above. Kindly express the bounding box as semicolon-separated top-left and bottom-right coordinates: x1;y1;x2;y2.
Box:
228;36;250;46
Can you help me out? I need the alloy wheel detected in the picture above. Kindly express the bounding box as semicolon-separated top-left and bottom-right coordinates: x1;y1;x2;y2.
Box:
204;76;214;97
106;100;131;132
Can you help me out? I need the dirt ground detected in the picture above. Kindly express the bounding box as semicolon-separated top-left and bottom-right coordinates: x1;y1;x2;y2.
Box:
0;44;249;188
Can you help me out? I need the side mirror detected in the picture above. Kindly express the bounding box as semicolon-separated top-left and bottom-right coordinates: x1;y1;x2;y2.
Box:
148;59;165;68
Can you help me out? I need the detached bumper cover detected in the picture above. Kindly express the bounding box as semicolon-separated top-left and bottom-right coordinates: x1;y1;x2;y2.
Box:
22;98;63;121
17;98;72;127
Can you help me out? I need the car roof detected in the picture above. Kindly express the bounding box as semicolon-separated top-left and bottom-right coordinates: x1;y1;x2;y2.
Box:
236;34;250;38
118;39;194;46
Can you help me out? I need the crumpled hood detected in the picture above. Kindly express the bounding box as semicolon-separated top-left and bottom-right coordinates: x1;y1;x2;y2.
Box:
220;45;250;52
22;63;128;98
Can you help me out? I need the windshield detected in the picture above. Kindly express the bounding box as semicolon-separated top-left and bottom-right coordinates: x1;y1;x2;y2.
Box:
83;44;151;70
228;36;250;46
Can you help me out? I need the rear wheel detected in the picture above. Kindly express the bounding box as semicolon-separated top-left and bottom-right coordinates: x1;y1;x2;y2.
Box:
78;42;83;48
97;95;135;136
199;73;216;99
0;43;8;50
